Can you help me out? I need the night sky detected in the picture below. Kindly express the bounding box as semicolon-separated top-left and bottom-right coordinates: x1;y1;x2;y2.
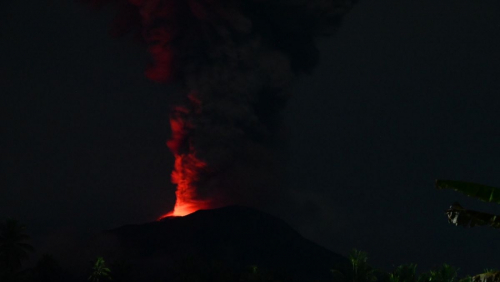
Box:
2;0;500;276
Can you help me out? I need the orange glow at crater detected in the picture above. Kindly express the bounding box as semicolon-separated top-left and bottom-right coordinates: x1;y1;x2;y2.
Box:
158;197;210;219
159;101;212;220
158;153;212;219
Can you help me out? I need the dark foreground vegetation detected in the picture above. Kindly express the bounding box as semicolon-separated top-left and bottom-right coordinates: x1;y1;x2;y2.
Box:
2;180;499;282
1;223;497;282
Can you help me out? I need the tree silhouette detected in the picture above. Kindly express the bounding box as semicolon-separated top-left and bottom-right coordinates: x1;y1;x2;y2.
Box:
418;264;458;282
0;219;35;280
89;257;111;282
332;249;377;282
389;264;418;282
34;254;62;282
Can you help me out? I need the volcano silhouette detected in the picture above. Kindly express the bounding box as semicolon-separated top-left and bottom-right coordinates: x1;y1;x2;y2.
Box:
94;206;350;281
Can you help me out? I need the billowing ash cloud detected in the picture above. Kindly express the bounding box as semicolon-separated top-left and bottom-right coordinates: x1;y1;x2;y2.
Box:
88;0;355;216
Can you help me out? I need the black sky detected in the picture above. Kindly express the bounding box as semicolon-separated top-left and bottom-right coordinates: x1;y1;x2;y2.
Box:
2;0;500;276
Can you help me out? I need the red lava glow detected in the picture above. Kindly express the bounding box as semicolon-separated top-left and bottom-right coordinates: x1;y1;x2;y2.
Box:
159;153;210;219
157;154;212;219
158;198;208;219
158;102;212;220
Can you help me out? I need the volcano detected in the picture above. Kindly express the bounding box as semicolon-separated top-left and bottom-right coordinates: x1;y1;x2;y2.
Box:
90;206;350;281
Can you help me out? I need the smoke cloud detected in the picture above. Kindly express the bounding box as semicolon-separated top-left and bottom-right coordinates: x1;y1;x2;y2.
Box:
87;0;355;216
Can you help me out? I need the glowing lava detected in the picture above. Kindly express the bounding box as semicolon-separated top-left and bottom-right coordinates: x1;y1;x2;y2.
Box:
158;153;212;218
159;102;212;219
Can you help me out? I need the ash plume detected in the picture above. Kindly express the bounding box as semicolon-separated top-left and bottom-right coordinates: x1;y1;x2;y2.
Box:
87;0;355;216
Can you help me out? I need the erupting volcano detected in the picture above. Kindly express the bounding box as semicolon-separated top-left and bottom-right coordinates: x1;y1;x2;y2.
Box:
93;0;355;218
162;103;213;217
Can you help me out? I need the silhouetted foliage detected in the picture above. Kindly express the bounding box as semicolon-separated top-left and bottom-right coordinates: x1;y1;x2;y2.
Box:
459;276;473;282
435;180;500;281
389;264;418;282
33;254;63;282
436;180;500;228
0;219;35;281
89;257;111;282
418;264;458;282
331;249;377;282
475;272;500;282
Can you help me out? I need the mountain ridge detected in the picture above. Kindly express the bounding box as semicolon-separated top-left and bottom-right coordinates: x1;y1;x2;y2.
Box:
90;205;350;281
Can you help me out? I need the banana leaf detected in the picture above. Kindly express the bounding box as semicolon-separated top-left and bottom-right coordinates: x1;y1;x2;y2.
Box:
472;271;500;282
446;202;500;229
435;180;500;204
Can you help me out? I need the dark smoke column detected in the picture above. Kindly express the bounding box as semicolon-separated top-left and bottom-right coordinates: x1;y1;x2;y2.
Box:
95;0;355;217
